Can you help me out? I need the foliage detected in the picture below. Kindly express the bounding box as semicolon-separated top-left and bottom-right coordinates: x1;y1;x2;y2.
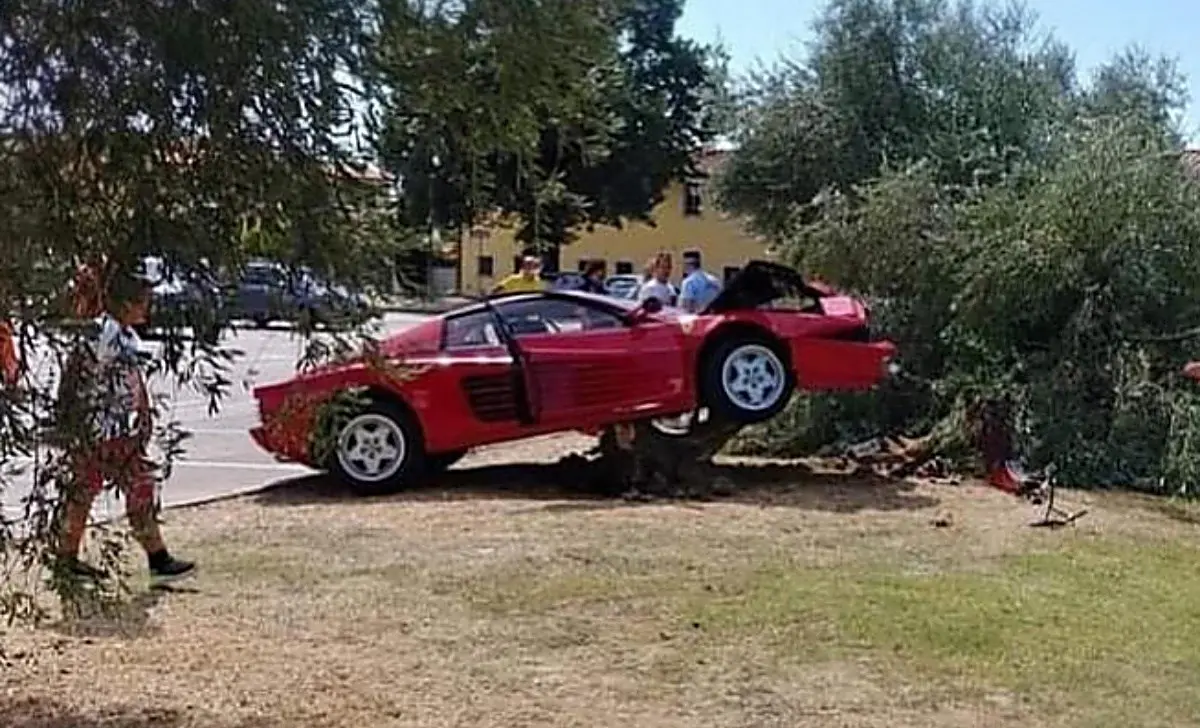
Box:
718;0;1200;491
717;0;1076;239
0;0;403;635
372;0;718;254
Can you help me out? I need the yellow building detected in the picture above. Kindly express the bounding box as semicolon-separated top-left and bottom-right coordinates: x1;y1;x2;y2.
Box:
457;143;773;294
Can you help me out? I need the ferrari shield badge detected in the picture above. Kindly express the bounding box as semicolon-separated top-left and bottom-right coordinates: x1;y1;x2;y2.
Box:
679;315;698;335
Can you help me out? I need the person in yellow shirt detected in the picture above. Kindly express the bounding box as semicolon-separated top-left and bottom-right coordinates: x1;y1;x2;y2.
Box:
491;255;545;294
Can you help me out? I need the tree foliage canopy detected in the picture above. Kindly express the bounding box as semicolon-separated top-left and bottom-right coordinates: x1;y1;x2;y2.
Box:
372;0;720;251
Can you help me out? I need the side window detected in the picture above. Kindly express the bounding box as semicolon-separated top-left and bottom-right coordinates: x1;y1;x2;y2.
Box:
496;298;625;336
443;310;500;349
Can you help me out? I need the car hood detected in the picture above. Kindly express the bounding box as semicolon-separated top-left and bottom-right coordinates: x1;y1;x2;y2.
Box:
703;260;841;314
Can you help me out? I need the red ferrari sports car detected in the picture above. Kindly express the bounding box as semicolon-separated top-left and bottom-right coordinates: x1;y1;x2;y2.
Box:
249;261;898;494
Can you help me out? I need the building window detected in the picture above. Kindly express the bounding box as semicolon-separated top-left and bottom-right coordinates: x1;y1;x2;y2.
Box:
723;266;741;282
477;255;494;277
684;181;703;216
512;255;523;273
615;261;634;275
578;258;590;272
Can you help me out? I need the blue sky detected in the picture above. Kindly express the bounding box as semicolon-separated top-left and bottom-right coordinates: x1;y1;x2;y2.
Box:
679;0;1200;144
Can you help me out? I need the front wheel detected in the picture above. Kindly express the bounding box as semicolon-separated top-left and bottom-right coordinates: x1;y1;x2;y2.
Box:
699;336;794;425
329;399;426;496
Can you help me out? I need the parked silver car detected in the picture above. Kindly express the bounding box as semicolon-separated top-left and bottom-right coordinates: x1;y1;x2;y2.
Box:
603;274;641;300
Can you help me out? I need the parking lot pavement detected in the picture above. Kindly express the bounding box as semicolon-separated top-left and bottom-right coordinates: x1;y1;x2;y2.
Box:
2;313;430;523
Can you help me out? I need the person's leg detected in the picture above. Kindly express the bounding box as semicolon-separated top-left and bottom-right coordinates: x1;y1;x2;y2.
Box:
115;442;194;581
54;451;106;579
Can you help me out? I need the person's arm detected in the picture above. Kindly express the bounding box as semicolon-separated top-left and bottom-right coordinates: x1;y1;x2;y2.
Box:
489;275;510;295
0;321;18;387
678;276;699;313
121;332;153;443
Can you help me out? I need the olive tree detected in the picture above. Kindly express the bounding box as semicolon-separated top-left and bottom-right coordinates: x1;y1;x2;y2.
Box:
0;0;396;634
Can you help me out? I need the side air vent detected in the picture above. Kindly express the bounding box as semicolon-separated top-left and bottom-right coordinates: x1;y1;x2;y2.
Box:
461;373;519;422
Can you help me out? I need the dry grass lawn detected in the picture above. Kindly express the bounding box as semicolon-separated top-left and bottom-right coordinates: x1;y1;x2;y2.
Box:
4;441;1200;728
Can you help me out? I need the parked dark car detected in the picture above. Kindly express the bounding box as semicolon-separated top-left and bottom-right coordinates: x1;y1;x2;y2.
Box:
224;260;372;329
138;258;228;344
550;272;586;291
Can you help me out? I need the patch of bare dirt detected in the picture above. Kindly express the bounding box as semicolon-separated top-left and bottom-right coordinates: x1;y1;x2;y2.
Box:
2;434;1195;728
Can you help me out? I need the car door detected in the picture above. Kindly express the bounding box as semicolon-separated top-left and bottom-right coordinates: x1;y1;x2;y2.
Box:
494;296;690;427
417;305;536;452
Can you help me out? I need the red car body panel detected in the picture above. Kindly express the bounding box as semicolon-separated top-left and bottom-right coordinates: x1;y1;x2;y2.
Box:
249;263;897;468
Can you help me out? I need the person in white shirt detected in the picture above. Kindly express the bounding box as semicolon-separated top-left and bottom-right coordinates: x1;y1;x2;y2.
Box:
637;251;677;307
677;251;723;313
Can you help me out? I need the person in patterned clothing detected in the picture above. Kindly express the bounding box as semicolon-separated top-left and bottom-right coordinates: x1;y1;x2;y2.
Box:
55;265;195;584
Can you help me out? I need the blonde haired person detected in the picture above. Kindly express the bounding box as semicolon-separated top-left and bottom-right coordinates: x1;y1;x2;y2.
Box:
636;251;676;307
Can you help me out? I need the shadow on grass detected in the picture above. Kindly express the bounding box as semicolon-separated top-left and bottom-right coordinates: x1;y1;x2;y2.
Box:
252;457;939;514
2;697;274;728
44;583;199;641
2;698;184;728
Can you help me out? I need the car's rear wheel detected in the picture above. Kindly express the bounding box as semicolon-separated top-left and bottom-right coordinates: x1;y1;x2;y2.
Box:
331;399;425;496
700;335;793;425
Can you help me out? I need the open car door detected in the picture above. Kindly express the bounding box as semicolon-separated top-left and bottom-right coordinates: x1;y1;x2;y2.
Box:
476;299;541;426
491;295;692;429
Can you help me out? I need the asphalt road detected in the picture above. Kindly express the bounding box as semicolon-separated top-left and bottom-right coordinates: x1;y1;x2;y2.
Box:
2;312;430;523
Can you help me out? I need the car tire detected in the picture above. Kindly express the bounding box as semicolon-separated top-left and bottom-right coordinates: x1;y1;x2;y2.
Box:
699;335;794;425
329;399;426;496
426;448;468;474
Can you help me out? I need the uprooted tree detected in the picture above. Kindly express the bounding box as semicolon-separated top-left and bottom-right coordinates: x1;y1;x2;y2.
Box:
717;0;1200;493
0;0;413;635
